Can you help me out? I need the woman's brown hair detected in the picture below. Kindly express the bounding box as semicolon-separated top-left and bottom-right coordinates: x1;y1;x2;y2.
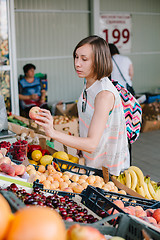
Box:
73;35;112;80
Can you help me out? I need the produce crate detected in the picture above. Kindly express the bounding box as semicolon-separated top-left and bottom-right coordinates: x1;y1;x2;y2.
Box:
81;186;160;217
53;158;103;177
97;186;160;209
33;179;79;198
0;190;25;213
65;213;160;239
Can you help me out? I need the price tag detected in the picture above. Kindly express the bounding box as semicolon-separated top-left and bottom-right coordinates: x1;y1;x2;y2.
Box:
100;14;132;53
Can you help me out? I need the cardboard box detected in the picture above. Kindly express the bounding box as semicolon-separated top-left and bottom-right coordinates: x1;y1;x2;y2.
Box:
141;103;160;132
141;120;160;132
54;118;79;137
55;102;78;117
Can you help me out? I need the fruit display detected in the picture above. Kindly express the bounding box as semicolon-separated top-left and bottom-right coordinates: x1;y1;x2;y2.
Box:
26;163;123;195
107;199;160;229
113;166;160;201
2;183;99;224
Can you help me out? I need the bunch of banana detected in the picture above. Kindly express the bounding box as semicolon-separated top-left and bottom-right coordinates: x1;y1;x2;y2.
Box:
114;166;160;200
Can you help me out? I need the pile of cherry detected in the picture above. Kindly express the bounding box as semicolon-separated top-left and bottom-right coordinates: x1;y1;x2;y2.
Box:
1;183;99;223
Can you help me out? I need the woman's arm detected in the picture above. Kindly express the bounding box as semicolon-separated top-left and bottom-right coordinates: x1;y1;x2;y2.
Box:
35;90;114;153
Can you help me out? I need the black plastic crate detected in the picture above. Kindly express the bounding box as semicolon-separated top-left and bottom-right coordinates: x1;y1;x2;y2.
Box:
95;186;160;209
65;213;160;239
33;179;79;198
81;186;160;218
53;158;103;177
0;190;25;213
115;214;160;240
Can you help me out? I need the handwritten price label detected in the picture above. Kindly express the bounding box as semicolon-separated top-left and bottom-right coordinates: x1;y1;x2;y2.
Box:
100;14;132;53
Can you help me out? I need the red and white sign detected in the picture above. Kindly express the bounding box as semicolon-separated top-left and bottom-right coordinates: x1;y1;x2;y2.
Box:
100;14;132;53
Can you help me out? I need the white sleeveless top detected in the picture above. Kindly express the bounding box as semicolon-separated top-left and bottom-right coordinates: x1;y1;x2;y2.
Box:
77;77;129;176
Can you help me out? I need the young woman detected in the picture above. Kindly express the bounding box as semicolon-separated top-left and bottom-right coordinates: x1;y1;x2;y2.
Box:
35;36;129;176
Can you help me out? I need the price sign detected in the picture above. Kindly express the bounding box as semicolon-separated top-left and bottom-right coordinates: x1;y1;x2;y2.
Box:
100;14;132;53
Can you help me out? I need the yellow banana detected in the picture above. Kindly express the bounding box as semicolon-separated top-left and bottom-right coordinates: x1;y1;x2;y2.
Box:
128;169;138;190
148;181;156;199
143;181;153;200
117;173;125;185
120;173;126;185
154;188;160;201
129;166;144;186
124;170;131;188
136;185;145;197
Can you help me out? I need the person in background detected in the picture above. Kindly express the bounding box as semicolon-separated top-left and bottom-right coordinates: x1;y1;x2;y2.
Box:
35;35;129;177
108;43;134;93
19;63;48;117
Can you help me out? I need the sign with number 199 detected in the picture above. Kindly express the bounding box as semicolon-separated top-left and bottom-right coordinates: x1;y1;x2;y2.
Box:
100;14;132;53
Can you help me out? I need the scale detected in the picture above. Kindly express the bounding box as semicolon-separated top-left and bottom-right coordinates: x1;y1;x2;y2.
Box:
0;95;16;140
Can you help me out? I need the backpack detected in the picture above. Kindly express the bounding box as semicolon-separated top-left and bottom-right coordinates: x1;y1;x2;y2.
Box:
112;80;142;144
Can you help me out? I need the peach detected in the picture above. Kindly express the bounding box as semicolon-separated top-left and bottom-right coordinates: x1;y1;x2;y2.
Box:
43;180;51;189
69;182;77;189
152;209;160;223
135;208;146;218
79;175;88;181
0;153;4;159
27;168;37;176
77;178;86;185
81;182;89;189
66;224;106;240
50;183;57;190
65;180;71;186
0;157;11;165
147;217;158;225
46;175;54;183
39;174;46;183
73;184;83;194
63;187;73;193
93;181;103;188
63;171;72;178
52;181;59;189
70;174;79;182
13;164;26;176
0;163;15;176
145;209;154;217
62;174;69;181
38;165;46;173
123;206;135;216
59;182;68;190
86;175;95;185
29;106;40;120
113;200;124;209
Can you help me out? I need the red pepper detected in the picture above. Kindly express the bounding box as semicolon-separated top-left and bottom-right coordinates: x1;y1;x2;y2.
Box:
29;144;42;153
41;149;51;156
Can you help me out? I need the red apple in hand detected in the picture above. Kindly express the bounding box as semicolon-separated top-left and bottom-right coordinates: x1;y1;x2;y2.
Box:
29;106;41;120
66;224;105;240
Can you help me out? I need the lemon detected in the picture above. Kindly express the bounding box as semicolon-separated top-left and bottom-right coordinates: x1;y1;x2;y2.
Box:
29;159;38;165
40;155;53;166
31;150;42;162
70;156;79;164
52;152;58;159
68;154;73;159
54;151;69;161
